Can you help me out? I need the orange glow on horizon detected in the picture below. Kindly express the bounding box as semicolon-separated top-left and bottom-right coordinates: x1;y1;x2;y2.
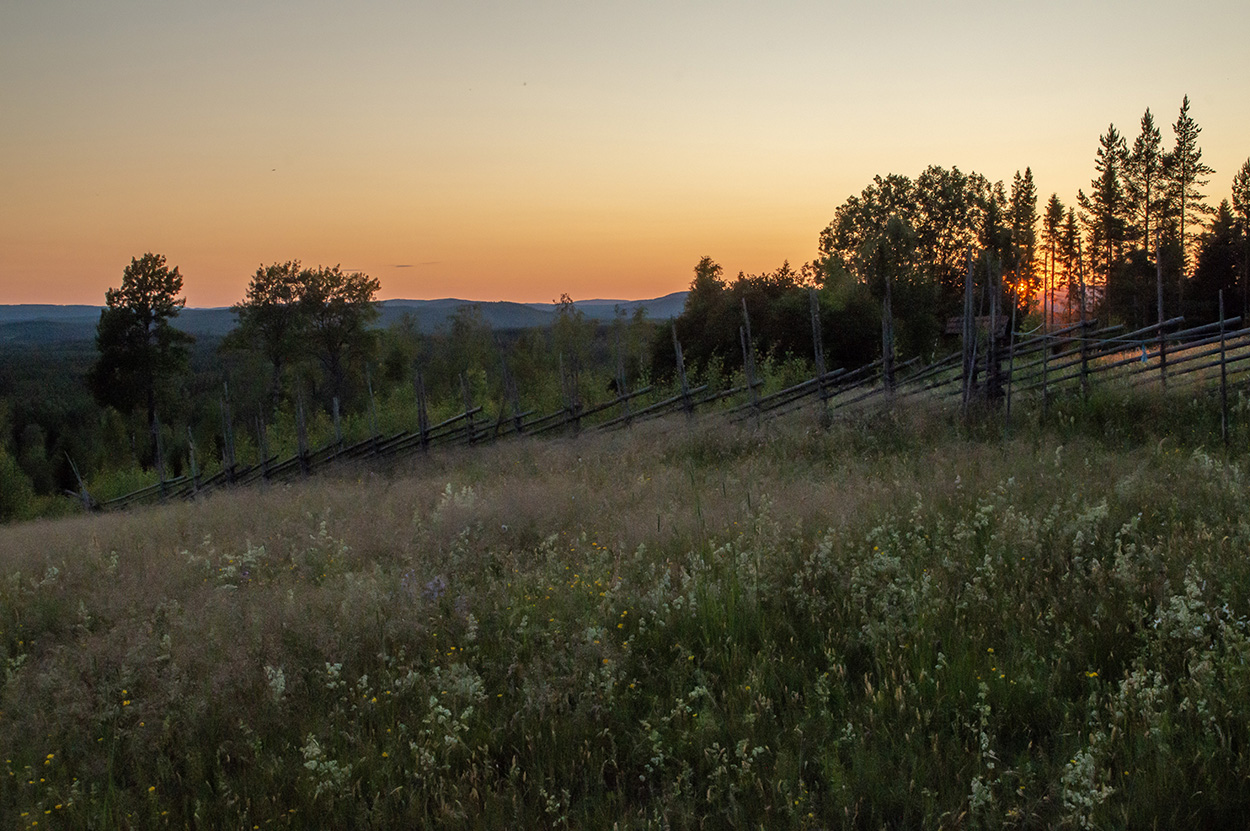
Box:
3;3;1247;308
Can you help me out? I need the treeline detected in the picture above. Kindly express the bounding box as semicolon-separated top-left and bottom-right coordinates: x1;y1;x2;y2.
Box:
1;95;1247;522
0;258;658;522
658;95;1250;381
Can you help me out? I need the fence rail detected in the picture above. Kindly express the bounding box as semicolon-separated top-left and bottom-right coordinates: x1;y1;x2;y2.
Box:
89;301;1250;513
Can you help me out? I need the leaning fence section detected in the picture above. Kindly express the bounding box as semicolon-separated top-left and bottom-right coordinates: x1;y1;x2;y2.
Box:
93;295;1250;513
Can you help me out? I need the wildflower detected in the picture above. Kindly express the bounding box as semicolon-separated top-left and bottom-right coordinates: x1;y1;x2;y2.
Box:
1086;671;1098;678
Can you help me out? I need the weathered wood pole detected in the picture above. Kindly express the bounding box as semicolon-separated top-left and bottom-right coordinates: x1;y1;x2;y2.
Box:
153;413;167;497
413;368;431;451
460;372;477;443
1005;279;1018;421
810;288;831;427
256;416;270;480
741;298;760;420
1078;243;1089;398
672;323;692;416
615;325;632;426
1041;321;1050;421
880;243;895;396
1155;249;1168;388
296;395;310;475
1220;289;1229;447
65;452;93;511
186;427;199;496
332;397;343;450
366;364;380;451
962;249;975;412
220;383;236;483
985;253;1000;402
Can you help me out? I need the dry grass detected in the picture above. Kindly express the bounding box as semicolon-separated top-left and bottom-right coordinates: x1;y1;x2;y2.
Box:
4;395;1250;828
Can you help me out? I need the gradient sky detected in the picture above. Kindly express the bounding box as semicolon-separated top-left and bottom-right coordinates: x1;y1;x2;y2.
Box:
2;1;1248;308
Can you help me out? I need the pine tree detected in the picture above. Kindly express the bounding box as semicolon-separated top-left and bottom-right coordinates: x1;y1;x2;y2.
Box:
1009;168;1039;307
1061;208;1082;317
1042;194;1065;326
1165;95;1215;300
1126;108;1164;258
1232;158;1250;314
1078;124;1130;311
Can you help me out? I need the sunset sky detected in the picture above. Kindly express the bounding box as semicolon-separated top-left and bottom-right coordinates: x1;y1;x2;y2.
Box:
2;0;1248;308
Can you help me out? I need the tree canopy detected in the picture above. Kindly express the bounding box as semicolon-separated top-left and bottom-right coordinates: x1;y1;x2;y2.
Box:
87;252;193;431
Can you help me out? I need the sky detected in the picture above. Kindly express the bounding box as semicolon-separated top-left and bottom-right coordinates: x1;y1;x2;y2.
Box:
2;1;1248;308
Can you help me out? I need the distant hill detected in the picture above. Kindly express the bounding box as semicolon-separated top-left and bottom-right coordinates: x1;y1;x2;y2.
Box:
0;294;688;347
521;291;689;321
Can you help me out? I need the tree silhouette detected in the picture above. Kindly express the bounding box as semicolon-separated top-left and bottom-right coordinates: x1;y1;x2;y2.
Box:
1166;95;1215;303
88;252;192;433
300;265;381;405
231;261;306;411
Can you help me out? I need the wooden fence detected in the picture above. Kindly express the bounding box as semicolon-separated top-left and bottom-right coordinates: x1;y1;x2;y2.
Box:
87;290;1250;513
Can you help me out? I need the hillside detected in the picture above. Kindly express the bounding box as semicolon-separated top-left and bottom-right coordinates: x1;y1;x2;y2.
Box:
3;401;1249;827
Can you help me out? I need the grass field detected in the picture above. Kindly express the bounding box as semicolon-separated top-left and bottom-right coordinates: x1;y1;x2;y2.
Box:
3;392;1250;828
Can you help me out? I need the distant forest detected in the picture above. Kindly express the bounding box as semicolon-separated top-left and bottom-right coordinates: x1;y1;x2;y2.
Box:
1;95;1247;522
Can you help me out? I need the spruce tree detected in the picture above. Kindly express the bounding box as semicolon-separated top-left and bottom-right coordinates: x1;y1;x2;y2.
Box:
1078;124;1130;310
1042;194;1065;326
1127;108;1164;258
1165;95;1215;301
1009;168;1039;303
1232;158;1250;314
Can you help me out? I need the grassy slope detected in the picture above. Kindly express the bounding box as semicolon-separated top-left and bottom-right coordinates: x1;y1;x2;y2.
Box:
3;396;1250;829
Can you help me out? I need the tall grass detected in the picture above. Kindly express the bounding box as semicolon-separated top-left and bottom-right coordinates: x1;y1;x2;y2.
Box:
3;390;1250;828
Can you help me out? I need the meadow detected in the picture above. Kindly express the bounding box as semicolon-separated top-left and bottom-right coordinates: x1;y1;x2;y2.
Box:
3;390;1250;829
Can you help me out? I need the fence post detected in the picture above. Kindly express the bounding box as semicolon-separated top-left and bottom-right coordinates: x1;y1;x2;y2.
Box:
741;298;760;422
460;373;478;443
186;427;199;496
332;397;343;451
810;288;831;427
1157;244;1168;389
1077;247;1089;399
508;365;525;435
256;416;270;480
65;453;93;512
153;414;167;499
296;395;310;475
1220;289;1228;447
1041;323;1050;422
882;256;895;398
413;368;431;451
367;365;380;452
985;253;1000;402
615;325;632;427
1005;279;1018;422
672;324;692;417
220;383;236;484
962;249;975;413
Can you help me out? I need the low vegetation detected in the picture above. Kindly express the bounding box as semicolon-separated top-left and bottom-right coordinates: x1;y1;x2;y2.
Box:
3;391;1250;828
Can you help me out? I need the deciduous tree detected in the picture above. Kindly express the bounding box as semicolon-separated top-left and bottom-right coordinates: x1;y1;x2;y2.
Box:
299;265;381;406
231;261;306;410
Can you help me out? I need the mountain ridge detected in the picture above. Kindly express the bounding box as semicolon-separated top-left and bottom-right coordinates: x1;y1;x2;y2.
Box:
0;293;689;346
